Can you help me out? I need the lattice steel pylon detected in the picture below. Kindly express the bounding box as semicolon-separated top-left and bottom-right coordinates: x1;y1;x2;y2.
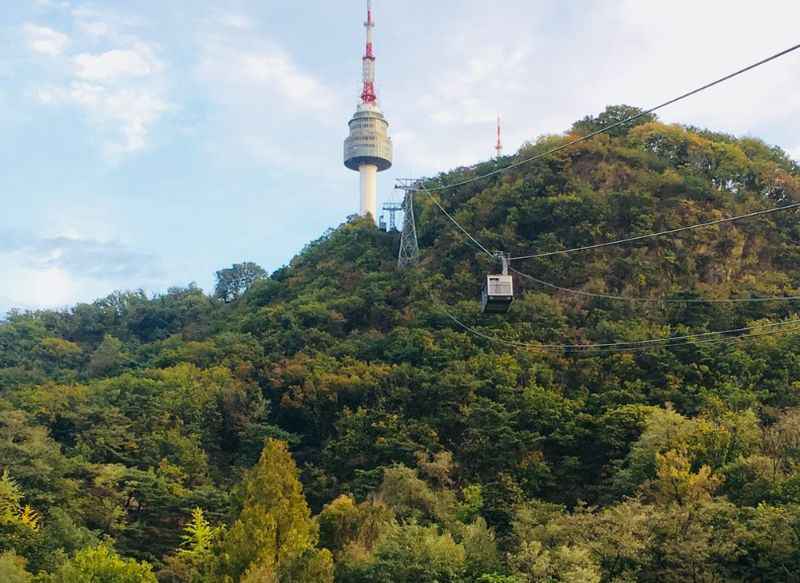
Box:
382;202;403;231
396;178;420;269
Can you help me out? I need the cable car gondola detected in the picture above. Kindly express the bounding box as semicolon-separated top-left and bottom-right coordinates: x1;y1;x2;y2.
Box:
481;252;514;314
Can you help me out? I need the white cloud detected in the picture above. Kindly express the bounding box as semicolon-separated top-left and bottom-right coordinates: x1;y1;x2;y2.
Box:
36;82;169;155
421;46;533;127
30;9;169;158
23;23;70;56
73;43;164;81
396;40;544;170
70;6;142;38
76;19;112;38
32;0;70;10
0;231;162;280
0;231;163;311
0;264;78;310
195;27;342;170
22;5;172;158
0;261;122;313
241;53;331;107
381;0;800;174
594;0;800;133
218;13;253;30
198;40;336;116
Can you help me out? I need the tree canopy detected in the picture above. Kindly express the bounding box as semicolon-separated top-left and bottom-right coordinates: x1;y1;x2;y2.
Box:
3;107;800;581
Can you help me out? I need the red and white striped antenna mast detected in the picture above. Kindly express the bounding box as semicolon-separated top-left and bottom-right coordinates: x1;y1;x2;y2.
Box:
361;0;377;104
495;114;503;158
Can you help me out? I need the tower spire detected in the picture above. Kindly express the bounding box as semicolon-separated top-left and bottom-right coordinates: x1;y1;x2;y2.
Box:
361;0;377;104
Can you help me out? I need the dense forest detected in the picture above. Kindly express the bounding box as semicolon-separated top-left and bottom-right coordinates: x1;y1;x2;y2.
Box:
3;106;800;582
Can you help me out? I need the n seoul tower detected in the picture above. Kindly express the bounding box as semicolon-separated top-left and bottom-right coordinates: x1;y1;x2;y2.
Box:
343;0;393;222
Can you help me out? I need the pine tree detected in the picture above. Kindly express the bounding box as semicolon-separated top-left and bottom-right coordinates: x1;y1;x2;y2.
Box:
179;508;221;560
0;471;24;523
222;439;330;581
161;507;222;582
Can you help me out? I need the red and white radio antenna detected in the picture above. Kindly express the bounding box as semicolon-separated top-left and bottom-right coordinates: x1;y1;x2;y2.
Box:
361;0;377;104
495;115;503;158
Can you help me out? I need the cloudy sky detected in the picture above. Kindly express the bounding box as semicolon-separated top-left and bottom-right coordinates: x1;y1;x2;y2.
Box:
2;0;799;314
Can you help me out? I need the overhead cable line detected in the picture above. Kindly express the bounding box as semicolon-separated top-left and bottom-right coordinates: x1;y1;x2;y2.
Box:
416;42;800;258
509;202;800;261
561;321;800;354
423;181;800;304
415;44;800;311
437;299;800;353
475;317;800;355
416;42;800;195
424;188;494;257
430;290;800;353
510;267;800;304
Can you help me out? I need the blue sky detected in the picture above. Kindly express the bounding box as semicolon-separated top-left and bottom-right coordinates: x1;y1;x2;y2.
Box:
2;0;800;313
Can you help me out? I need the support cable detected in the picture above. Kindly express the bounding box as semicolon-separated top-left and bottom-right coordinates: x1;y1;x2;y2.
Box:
418;42;800;194
422;185;495;258
429;285;800;353
424;180;800;304
415;42;800;265
510;267;800;304
509;202;800;261
416;44;800;308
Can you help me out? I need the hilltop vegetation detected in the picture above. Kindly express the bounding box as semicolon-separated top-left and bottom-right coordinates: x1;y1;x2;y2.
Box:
2;107;800;581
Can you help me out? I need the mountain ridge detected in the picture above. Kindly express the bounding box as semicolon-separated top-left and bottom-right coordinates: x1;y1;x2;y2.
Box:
3;107;800;581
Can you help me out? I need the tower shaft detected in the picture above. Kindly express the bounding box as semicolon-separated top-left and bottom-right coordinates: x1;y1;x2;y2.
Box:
360;164;378;219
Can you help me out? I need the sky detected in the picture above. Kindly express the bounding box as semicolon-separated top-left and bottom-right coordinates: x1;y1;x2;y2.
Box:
2;0;800;314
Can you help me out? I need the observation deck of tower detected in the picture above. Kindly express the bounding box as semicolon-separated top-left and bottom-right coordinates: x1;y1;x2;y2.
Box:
343;0;393;223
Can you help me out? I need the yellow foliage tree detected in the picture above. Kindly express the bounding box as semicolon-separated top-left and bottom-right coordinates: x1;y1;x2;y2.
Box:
221;439;332;582
652;449;721;506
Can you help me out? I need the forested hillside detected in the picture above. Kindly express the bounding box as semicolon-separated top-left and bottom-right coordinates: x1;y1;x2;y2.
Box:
3;107;800;582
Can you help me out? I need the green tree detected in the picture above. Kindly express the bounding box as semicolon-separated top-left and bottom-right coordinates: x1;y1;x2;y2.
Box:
509;541;601;583
318;495;392;559
221;439;328;581
160;508;222;583
0;408;75;511
646;499;743;583
342;523;467;583
214;263;267;303
278;548;335;583
477;576;523;583
87;335;130;378
0;552;32;583
49;545;157;583
0;470;41;559
375;465;449;525
650;449;721;505
571;104;657;137
3;109;800;582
